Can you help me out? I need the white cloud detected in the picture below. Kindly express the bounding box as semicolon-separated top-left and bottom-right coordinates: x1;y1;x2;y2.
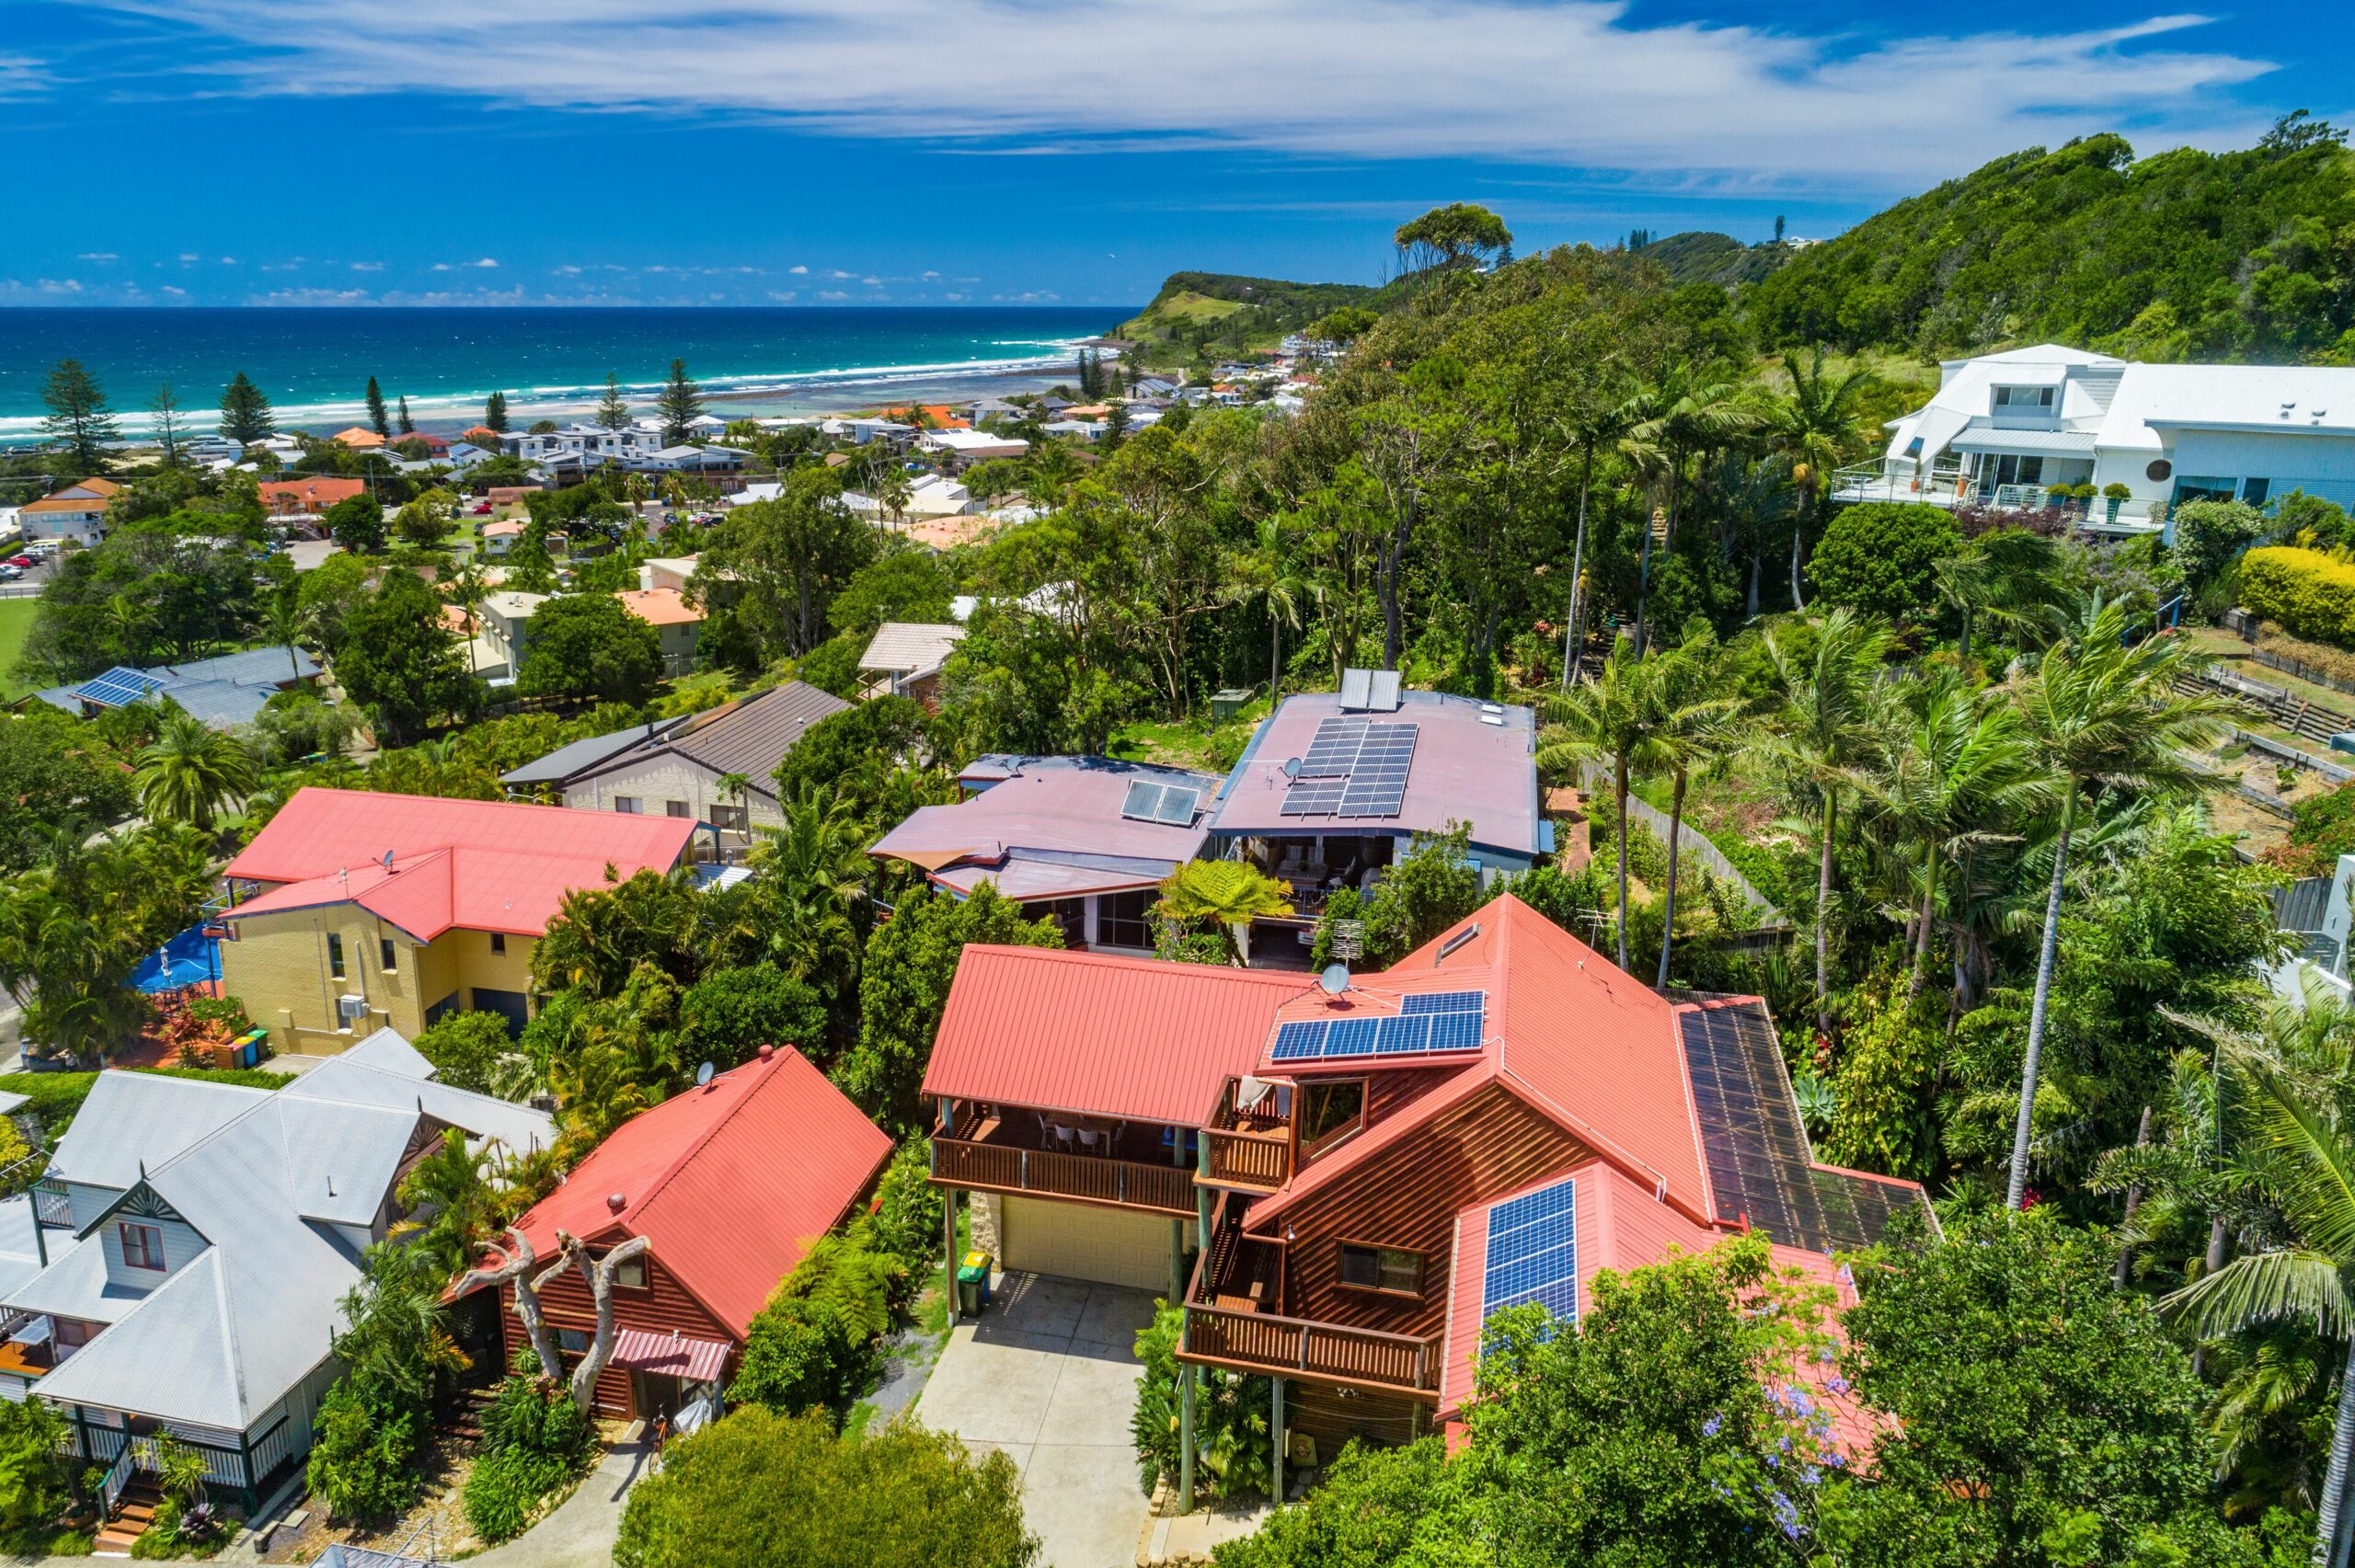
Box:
468;257;499;268
437;257;500;270
98;2;2280;185
218;256;236;264
555;264;582;274
160;285;187;296
253;286;373;304
38;278;82;294
178;252;200;262
787;264;808;275
76;252;119;263
350;260;384;270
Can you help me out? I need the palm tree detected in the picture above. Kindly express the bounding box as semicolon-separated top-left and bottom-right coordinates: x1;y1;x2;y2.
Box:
747;785;871;983
1251;517;1309;701
1631;634;1745;987
1543;638;1665;971
1853;670;2047;993
1762;608;1895;1033
133;715;258;831
1762;348;1879;611
1555;381;1634;687
874;465;913;532
1156;860;1294;966
1618;363;1754;653
105;591;155;668
259;591;307;683
2165;1046;2355;1568
1932;526;2066;663
2003;595;2232;1209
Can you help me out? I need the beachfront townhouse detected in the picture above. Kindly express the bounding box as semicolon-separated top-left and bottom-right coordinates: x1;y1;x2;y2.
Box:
870;755;1223;954
0;1035;551;1524
1836;345;2355;532
217;789;697;1046
923;892;1927;1459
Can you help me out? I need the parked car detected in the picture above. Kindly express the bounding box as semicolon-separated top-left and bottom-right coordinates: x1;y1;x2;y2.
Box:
0;566;22;582
471;502;493;515
6;555;32;568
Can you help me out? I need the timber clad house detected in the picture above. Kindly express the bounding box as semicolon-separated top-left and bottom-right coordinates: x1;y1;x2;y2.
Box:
219;789;698;1048
923;893;1927;1452
463;1045;892;1422
0;1033;551;1512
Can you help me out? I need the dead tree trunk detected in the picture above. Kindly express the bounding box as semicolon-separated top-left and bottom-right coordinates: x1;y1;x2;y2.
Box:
456;1227;569;1382
560;1230;653;1414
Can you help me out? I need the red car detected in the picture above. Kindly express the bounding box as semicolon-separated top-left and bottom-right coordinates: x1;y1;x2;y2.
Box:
471;502;493;515
6;556;31;569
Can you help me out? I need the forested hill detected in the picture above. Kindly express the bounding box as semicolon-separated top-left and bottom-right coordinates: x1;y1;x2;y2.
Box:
1116;272;1374;356
1743;124;2355;361
1629;231;1793;289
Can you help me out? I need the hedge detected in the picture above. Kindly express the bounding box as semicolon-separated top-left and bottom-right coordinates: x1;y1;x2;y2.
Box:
2238;546;2355;649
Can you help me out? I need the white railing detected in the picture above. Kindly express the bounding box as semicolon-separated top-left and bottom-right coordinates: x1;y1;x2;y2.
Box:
96;1444;132;1516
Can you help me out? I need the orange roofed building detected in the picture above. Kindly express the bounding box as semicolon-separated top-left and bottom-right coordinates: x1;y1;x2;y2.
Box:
257;476;367;519
218;788;697;1050
473;1044;893;1419
923;891;1928;1459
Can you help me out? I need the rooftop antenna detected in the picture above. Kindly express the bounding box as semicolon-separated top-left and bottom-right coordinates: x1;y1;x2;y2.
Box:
695;1061;717;1089
382;849;395;870
1281;756;1302;779
1318;962;1350;997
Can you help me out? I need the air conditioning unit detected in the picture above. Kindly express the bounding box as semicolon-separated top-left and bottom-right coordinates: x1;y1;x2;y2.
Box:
336;994;369;1024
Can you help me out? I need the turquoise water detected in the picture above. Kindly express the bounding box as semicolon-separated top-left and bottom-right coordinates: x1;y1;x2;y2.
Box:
0;306;1125;441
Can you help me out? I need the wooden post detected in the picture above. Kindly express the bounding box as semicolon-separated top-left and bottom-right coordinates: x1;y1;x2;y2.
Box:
1270;1375;1286;1503
1178;1363;1196;1515
1170;1219;1185;1302
939;1097;959;1312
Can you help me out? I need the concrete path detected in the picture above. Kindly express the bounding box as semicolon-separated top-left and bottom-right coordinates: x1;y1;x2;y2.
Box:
913;1274;1159;1568
470;1436;655;1567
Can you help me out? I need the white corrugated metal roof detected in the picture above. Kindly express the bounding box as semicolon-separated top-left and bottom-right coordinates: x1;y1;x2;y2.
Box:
1947;427;2099;455
860;621;966;673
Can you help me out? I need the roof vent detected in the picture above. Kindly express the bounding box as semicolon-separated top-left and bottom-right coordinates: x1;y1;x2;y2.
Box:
607;1193;626;1215
1478;711;1505;727
1437;923;1481;961
758;1044;775;1062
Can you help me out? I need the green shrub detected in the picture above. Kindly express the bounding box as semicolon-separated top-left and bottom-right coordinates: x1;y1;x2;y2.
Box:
464;1377;593;1544
730;1232;905;1421
2170;498;2266;589
863;1140;944;1275
414;1010;513;1093
2238;545;2355;648
1131;1303;1272;1501
1807;501;1963;622
305;1383;425;1522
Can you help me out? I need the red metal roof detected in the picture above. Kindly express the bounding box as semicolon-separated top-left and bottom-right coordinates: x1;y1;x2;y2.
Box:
511;1046;893;1340
610;1327;730;1382
223;789;697;937
1438;1159;1887;1458
924;945;1309;1127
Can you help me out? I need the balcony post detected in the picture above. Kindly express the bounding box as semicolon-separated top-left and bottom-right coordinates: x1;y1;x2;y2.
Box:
1270;1375;1286;1503
938;1097;957;1308
1178;1364;1196;1514
1169;1219;1184;1302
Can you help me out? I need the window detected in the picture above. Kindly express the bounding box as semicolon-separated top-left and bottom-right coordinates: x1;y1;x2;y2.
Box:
1338;1242;1420;1296
380;937;397;972
614;796;642;815
1993;384;2055;410
1098;888;1153;950
118;1222;165;1272
1300;1080;1365;1147
557;1328;590;1354
667;800;693;818
615;1256;647;1289
710;803;750;834
2242;477;2273;507
327;933;346;980
2175;475;2236;505
489;932;506;955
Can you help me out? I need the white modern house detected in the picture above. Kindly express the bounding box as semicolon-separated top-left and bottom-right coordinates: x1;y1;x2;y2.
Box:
1833;346;2355;533
0;1033;551;1516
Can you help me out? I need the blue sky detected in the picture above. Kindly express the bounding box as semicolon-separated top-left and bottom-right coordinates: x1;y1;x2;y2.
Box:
2;0;2346;307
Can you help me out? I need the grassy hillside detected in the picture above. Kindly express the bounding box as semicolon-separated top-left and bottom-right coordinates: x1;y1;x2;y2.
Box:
1118;271;1375;361
1743;123;2355;361
1634;231;1793;289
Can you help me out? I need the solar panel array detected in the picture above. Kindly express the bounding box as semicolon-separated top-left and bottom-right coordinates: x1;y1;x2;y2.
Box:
1678;1001;1926;1253
1268;990;1486;1063
1119;780;1202;826
78;667;168;709
1482;1176;1579;1320
1280;719;1419;818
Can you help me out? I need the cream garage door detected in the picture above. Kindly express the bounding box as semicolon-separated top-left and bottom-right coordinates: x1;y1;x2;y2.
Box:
999;1196;1189;1292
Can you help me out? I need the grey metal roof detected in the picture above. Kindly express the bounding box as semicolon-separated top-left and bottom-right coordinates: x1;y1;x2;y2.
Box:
499;715;689;788
0;1196;47;1303
338;1026;437;1079
860;622;966;674
566;681;851;797
1946;426;2099;456
288;1055;555;1161
164;647;322;686
6;1234;143;1324
44;1074;273;1191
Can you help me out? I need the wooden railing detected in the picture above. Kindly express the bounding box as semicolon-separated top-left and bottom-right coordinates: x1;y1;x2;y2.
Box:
1182;1302;1440;1396
1201;1125;1291;1190
931;1137;1195;1216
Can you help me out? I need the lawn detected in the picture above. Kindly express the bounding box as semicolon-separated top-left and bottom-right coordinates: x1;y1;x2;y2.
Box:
0;596;39;699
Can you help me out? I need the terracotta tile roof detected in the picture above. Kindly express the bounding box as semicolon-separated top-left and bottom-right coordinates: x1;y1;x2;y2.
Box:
615;588;703;627
510;1046;893;1339
332;427;385;449
257;477;366;513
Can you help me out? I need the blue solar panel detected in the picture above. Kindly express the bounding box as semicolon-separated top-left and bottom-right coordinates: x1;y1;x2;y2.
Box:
1375;1013;1430;1054
1324;1016;1382;1059
1270;1022;1325;1060
1483;1177;1580;1322
77;667;167;708
1402;990;1483;1016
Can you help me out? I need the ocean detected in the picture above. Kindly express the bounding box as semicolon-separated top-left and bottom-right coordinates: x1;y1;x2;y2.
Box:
0;306;1128;442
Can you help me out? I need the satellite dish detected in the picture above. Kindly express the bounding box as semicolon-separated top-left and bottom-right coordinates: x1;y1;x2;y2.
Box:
1318;963;1350;996
695;1061;716;1088
1281;756;1302;779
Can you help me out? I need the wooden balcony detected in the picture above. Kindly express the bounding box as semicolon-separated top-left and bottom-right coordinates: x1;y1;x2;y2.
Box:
1180;1302;1440;1399
931;1108;1196;1218
1201;1080;1293;1192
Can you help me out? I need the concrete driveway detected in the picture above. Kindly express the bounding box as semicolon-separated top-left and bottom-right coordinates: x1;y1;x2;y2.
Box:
913;1274;1159;1568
